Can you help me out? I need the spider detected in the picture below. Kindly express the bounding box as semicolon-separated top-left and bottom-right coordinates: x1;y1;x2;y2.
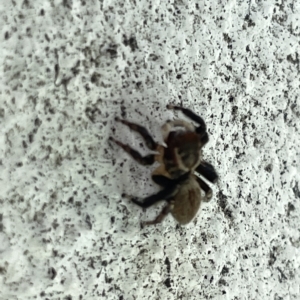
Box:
110;105;218;225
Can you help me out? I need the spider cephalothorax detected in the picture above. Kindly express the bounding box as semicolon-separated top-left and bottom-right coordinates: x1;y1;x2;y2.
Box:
110;105;218;225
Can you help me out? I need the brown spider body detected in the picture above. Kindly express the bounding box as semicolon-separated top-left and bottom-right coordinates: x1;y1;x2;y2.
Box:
170;175;202;225
154;121;203;178
110;105;218;225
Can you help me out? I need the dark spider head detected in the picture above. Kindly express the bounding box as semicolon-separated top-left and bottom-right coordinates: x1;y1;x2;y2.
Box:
164;131;203;175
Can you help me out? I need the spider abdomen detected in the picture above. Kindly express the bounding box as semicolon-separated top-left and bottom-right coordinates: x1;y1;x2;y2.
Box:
171;176;202;225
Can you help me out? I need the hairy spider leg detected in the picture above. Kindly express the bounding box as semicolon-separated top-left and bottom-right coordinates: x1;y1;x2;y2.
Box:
130;172;190;208
130;186;177;208
109;137;155;165
195;176;213;202
196;161;218;183
152;174;178;187
115;117;158;150
143;202;174;225
167;105;208;141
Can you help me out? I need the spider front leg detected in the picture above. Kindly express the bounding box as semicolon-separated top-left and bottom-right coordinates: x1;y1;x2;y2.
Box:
167;105;208;143
115;117;158;150
109;137;155;165
196;161;218;183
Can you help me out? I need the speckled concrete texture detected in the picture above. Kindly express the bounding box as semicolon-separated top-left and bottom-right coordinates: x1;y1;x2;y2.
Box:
0;0;299;299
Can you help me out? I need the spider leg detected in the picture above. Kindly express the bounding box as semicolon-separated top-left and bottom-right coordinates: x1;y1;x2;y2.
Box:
130;186;177;208
196;161;218;183
152;174;177;187
167;105;207;138
151;171;190;187
109;137;155;165
115;117;158;150
199;131;209;145
131;172;190;207
195;176;213;202
143;202;174;225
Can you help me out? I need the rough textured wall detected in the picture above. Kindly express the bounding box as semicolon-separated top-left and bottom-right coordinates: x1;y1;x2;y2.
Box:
0;0;299;299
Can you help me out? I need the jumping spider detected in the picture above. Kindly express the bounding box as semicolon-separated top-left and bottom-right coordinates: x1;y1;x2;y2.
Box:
110;105;218;225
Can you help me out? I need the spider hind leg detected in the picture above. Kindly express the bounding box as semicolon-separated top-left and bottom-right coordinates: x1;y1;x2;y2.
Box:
130;186;175;208
143;202;174;225
130;172;190;207
152;174;177;187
